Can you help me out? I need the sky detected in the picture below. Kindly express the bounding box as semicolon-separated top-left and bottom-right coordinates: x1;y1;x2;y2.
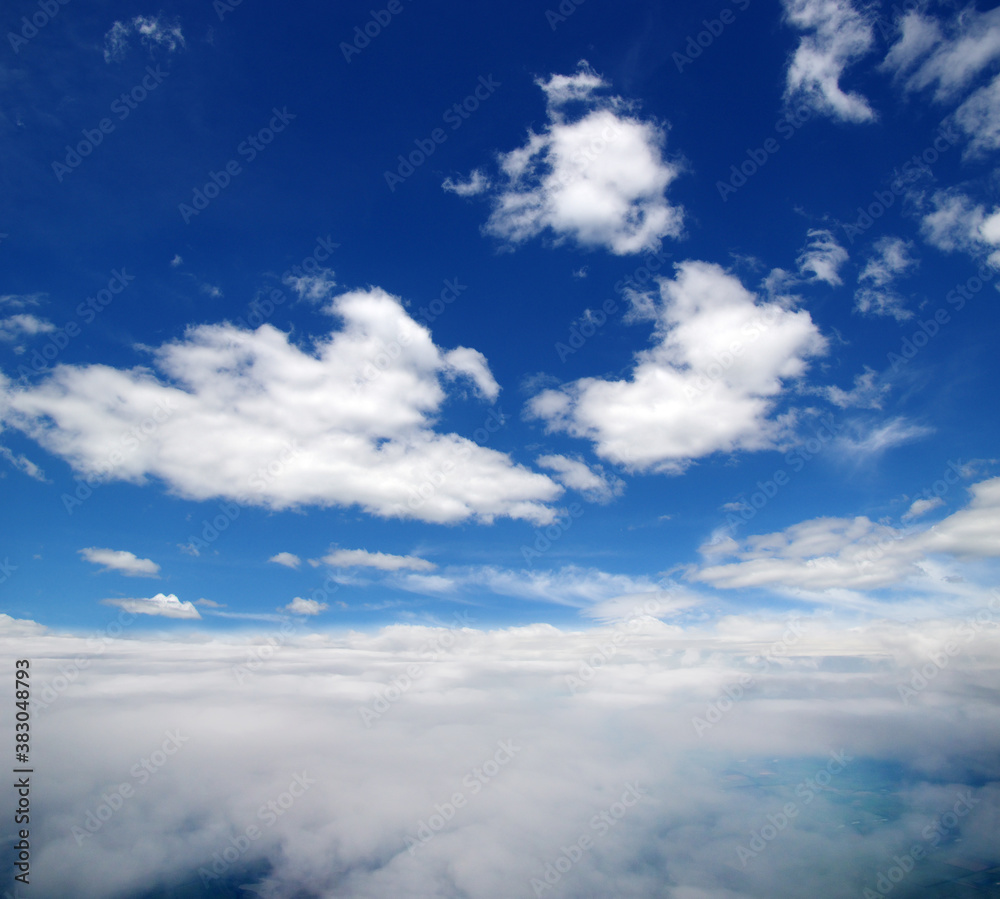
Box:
2;0;1000;896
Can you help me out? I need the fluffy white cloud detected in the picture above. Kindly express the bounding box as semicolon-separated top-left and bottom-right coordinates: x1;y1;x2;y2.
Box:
821;367;889;410
469;63;683;255
0;284;562;525
319;548;435;572
441;169;490;197
80;547;160;577
855;236;917;320
268;552;301;569
527;261;827;473
104;14;185;62
695;476;1000;592
535;454;624;503
782;0;876;123
954;71;1000;157
882;6;1000;101
100;593;200;618
6;613;1000;898
284;597;327;615
919;191;1000;268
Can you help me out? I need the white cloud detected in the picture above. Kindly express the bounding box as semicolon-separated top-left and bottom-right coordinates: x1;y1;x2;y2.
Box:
100;593;200;618
882;6;1000;101
536;454;624;503
284;597;327;615
319;548;435;572
268;552;301;569
0;284;562;525
796;228;848;285
104;14;185;62
471;62;683;255
903;496;944;520
954;71;1000;157
527;261;827;473
79;547;160;577
194;598;226;608
441;169;490;197
695;476;1000;592
821;367;889;410
782;0;876;123
0;293;44;310
854;236;918;320
0;444;46;481
919;192;1000;268
170;254;183;268
0;313;55;342
283;269;338;303
834;417;932;456
8;614;1000;898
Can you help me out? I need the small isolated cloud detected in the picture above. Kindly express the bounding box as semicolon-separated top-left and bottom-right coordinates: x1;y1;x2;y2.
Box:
100;593;199;618
536;454;624;503
854;236;918;320
782;0;876;123
283;268;338;304
268;552;301;569
821;367;889;410
318;548;435;572
284;597;327;615
465;62;683;255
194;598;226;608
200;284;223;299
0;293;44;310
0;313;55;342
796;229;848;286
528;260;826;473
170;255;183;268
0;445;46;481
902;496;944;520
79;547;160;577
441;169;490;197
835;417;933;456
104;14;185;62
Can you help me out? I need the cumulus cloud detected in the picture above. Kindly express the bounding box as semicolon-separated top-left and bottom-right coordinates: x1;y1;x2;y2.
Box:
79;547;160;577
695;476;1000;592
527;261;827;473
821;367;889;410
535;454;624;503
882;6;1000;101
465;62;683;255
6;612;1000;898
954;71;1000;157
903;496;944;520
104;14;185;62
919;192;1000;268
782;0;876;123
99;593;200;618
318;548;435;572
854;236;918;320
268;552;301;569
0;283;562;525
284;597;327;615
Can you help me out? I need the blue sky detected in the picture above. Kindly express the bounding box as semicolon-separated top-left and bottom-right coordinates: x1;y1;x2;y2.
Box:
3;2;1000;897
3;0;1000;635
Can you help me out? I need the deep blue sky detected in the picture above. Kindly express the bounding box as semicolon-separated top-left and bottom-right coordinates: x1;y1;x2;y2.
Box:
2;0;999;634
